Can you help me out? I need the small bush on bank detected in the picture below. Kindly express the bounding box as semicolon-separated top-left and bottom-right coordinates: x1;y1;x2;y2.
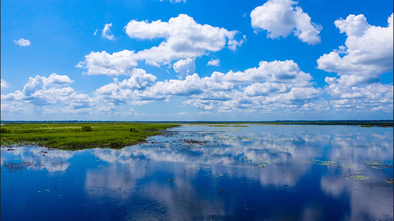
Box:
129;127;139;132
81;124;93;132
0;127;12;133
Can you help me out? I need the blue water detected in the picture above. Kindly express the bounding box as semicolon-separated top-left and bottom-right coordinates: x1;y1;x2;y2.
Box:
1;125;393;221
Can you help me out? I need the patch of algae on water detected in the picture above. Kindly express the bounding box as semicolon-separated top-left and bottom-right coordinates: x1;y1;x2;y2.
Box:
312;159;341;167
366;161;381;166
344;175;370;180
386;179;394;184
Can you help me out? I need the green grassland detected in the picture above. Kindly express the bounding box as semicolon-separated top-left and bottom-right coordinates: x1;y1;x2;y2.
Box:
0;123;179;149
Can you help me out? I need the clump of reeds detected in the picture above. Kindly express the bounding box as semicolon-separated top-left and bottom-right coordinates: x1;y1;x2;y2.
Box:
81;124;93;132
129;127;139;132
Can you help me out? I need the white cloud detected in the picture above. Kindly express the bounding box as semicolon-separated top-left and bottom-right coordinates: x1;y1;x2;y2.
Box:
317;13;393;85
89;59;319;113
94;69;157;106
181;60;320;112
1;73;95;110
78;14;244;77
207;59;220;66
251;0;321;45
124;14;245;64
169;0;185;3
219;60;313;85
325;79;393;112
102;23;116;41
132;73;235;102
23;73;74;96
316;14;394;113
118;69;157;90
1;79;11;90
94;29;98;36
173;58;196;79
13;38;31;47
76;50;138;76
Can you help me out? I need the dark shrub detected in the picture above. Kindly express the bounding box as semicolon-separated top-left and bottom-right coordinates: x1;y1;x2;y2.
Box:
81;124;93;132
110;142;122;148
129;127;139;132
0;127;11;133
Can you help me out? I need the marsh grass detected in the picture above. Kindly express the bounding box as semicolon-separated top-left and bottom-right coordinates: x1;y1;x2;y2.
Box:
0;122;179;149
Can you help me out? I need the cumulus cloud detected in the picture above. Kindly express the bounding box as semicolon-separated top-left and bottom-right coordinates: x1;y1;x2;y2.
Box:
87;59;322;114
94;69;158;105
251;0;321;45
1;73;95;110
317;13;393;84
1;79;11;90
22;73;74;96
102;23;116;41
118;69;157;89
77;14;244;77
219;60;313;85
13;38;31;47
316;14;394;112
124;14;244;64
76;50;137;76
173;58;196;79
207;59;220;66
181;60;321;112
325;79;393;112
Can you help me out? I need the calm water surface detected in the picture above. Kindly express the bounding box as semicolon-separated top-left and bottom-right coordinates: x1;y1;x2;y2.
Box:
1;125;393;221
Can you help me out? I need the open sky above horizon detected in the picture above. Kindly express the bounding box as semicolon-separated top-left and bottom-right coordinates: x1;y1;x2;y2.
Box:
1;0;393;121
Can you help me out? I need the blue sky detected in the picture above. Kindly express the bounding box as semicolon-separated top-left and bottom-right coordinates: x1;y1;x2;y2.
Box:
1;0;393;121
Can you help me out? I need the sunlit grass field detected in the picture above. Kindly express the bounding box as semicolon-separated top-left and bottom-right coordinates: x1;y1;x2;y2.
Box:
0;123;179;149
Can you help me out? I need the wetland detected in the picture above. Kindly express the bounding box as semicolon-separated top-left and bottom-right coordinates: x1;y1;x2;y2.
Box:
1;124;393;220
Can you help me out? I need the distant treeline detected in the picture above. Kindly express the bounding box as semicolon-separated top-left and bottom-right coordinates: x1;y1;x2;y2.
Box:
1;120;393;127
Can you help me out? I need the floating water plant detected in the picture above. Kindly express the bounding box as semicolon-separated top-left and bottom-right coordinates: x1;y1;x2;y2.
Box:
344;175;370;180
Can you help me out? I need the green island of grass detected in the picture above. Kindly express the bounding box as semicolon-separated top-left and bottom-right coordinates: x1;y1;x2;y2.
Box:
0;123;179;149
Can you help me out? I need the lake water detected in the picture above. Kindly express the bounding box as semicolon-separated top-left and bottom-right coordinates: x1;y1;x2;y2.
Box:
1;125;393;221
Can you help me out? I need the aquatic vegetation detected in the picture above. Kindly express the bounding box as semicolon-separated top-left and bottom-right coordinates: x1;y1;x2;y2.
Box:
386;179;394;184
366;161;381;166
344;175;370;180
365;161;393;169
0;123;179;149
312;160;341;167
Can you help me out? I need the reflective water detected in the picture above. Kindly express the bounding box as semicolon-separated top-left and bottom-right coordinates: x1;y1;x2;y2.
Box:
1;125;393;221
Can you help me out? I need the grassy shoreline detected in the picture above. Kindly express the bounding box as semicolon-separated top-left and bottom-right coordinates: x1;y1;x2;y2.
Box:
0;123;180;149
